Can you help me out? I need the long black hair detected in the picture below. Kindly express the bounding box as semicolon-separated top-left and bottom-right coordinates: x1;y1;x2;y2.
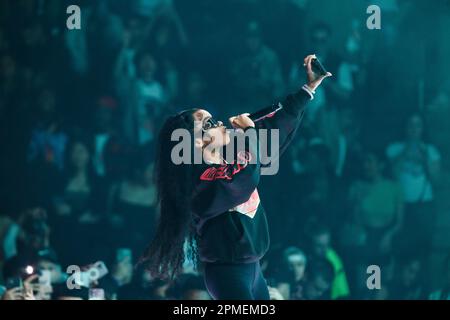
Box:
139;109;199;281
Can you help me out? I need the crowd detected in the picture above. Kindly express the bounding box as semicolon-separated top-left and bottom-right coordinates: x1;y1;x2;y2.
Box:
1;0;450;300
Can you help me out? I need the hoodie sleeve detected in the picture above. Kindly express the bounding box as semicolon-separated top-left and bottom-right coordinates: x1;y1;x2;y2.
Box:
256;87;313;165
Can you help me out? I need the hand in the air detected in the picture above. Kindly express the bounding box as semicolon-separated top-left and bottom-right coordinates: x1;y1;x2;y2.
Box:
229;113;255;130
303;54;332;91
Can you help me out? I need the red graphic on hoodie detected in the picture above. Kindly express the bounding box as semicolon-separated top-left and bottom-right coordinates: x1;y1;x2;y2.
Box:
200;151;252;181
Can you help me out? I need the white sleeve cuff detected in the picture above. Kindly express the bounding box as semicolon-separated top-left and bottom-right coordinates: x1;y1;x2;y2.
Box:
301;84;315;100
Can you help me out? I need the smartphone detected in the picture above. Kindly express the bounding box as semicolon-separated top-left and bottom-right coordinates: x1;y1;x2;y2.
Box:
88;288;105;300
311;57;329;76
6;277;23;290
92;261;109;279
76;261;109;288
39;270;52;286
22;265;35;277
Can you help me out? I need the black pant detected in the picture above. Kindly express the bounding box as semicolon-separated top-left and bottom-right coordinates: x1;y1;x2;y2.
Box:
203;261;270;300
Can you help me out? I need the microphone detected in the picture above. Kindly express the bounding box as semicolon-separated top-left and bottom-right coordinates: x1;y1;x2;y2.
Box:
311;57;329;76
248;104;283;123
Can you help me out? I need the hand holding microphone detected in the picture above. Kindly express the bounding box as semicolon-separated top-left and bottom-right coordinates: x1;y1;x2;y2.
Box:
304;54;333;92
229;113;255;130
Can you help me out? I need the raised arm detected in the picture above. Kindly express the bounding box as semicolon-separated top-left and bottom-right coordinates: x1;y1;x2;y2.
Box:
257;54;332;159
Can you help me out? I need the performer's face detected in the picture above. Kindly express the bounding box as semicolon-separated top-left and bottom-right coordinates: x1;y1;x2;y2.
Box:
192;109;230;148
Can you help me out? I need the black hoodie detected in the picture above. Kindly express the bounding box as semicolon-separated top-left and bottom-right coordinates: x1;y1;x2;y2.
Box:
191;88;312;264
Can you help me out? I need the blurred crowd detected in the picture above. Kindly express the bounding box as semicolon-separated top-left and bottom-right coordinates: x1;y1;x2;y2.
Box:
1;0;450;300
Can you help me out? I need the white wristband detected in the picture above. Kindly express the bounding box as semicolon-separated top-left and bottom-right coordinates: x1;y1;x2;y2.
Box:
301;84;315;100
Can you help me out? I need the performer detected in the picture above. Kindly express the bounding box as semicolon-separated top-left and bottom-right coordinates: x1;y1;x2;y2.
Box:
140;55;332;300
